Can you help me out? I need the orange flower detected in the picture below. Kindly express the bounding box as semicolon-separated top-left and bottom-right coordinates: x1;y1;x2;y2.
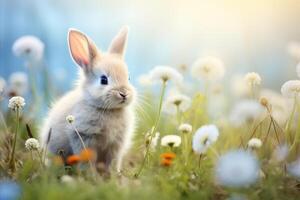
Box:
66;155;81;165
160;152;176;160
79;148;95;162
161;158;172;167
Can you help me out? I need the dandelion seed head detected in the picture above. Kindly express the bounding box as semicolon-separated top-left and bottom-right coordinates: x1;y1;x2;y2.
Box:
178;123;192;133
229;100;264;126
248;138;262;149
9;72;28;96
281;80;300;98
244;72;261;86
163;93;191;115
215;149;259;187
8;96;25;111
25;138;40;151
191;56;225;81
161;135;181;147
149;65;183;84
287;158;300;180
66;115;75;124
12;35;44;64
192;124;219;154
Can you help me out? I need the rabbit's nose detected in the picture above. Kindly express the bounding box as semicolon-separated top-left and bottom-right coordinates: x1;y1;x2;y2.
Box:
119;92;127;99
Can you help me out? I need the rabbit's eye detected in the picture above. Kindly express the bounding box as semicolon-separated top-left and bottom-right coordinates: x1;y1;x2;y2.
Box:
100;75;108;85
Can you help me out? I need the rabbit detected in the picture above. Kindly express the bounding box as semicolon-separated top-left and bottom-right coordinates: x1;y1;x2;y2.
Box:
40;26;136;173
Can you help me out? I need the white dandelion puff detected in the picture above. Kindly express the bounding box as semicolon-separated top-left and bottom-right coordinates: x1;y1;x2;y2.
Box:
192;124;219;154
229;100;264;126
8;96;25;111
161;135;181;147
281;80;300;98
247;138;262;149
149;65;183;84
61;175;75;184
66;115;75;124
273;144;289;162
0;77;6;96
215;149;260;187
287;158;300;179
25;138;40;151
12;35;44;64
178;123;192;133
191;56;225;81
244;72;261;86
163;93;191;115
9;72;29;96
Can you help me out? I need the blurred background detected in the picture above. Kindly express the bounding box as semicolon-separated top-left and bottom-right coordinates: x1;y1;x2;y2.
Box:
1;0;300;91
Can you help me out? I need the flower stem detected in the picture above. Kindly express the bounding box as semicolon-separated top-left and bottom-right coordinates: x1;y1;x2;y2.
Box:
135;81;167;177
8;108;20;171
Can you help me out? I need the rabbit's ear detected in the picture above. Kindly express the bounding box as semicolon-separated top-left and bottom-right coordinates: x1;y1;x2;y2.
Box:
108;26;129;59
68;29;99;70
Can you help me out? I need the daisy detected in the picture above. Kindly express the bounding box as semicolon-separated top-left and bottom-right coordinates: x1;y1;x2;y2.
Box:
248;138;262;149
244;72;261;86
229;100;264;126
287;158;300;179
9;72;29;96
149;65;183;84
25;138;40;151
8;96;25;111
281;80;300;98
161;135;181;147
215;149;260;187
163;93;191;115
12;35;44;64
191;56;225;81
178;123;192;134
192;124;219;154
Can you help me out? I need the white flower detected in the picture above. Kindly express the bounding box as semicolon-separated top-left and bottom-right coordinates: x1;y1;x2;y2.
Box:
229;100;264;126
287;158;300;179
191;56;225;81
287;42;300;60
230;74;251;97
9;72;28;96
192;124;219;154
61;175;75;184
215;149;259;187
66;115;75;123
244;72;261;86
149;65;183;84
0;77;6;95
248;138;262;149
281;80;300;98
8;96;25;110
25;138;40;151
138;74;152;87
273;144;289;162
260;89;289;124
163;93;191;115
145;131;160;150
161;135;181;147
12;35;44;64
178;123;192;133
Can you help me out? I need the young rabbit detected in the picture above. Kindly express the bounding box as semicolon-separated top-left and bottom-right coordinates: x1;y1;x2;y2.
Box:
40;26;135;172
